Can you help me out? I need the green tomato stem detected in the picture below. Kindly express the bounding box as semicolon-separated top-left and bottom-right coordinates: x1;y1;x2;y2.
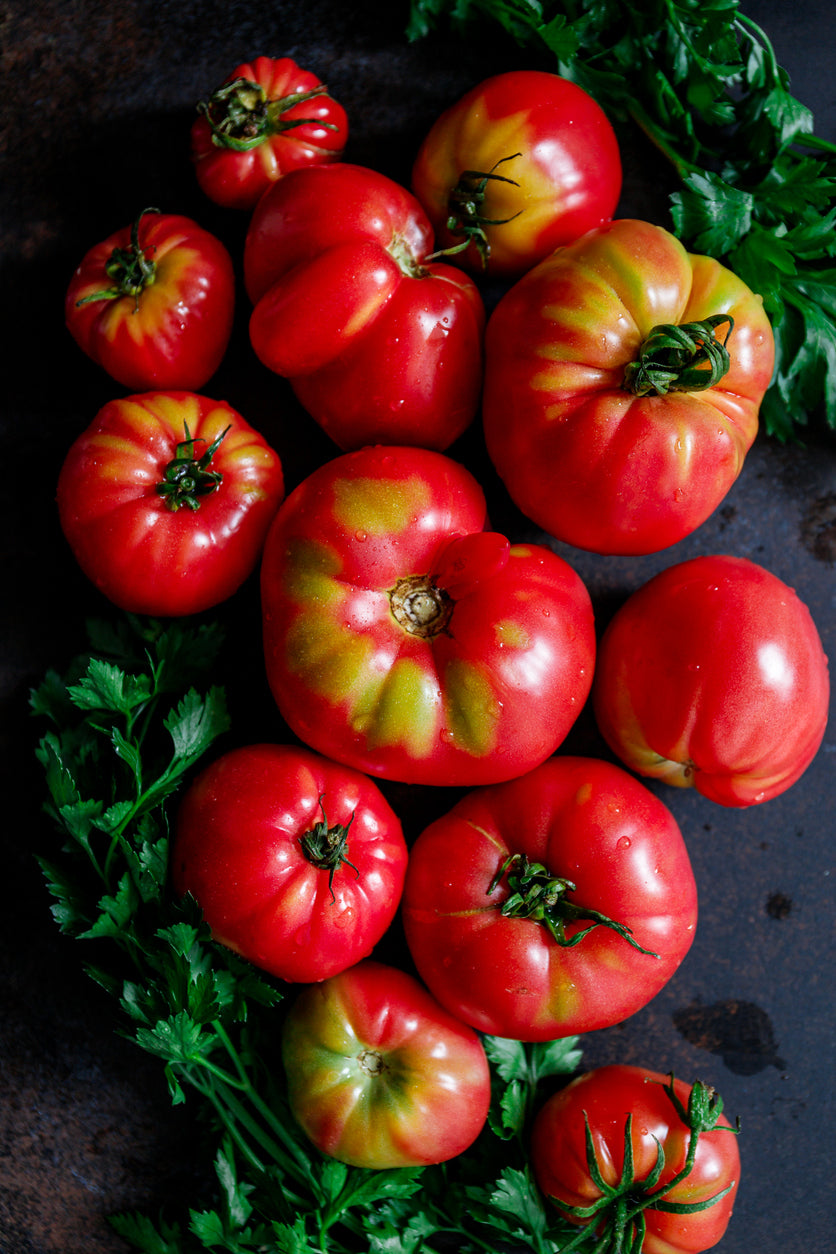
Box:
425;153;523;268
75;208;160;309
623;315;734;396
155;422;230;512
197;76;338;151
489;853;660;957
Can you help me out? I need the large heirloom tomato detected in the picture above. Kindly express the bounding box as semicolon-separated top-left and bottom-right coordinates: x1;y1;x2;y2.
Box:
411;69;622;277
259;445;596;786
190;56;348;211
593;554;830;806
57;391;284;616
65;209;235;391
244;163;485;451
171;744;407;983
482;219;775;555
281;960;491;1168
531;1066;740;1253
401;756;696;1041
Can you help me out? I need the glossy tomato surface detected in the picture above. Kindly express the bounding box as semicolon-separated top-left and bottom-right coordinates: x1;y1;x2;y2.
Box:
483;219;775;555
57;391;284;616
531;1065;741;1253
65;210;235;391
411;69;622;277
190;56;348;210
244;163;484;451
259;445;596;786
171;744;407;983
281;960;491;1168
593;554;830;806
402;756;697;1041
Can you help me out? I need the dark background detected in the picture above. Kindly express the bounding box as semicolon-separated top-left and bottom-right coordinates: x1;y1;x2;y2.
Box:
1;2;834;1252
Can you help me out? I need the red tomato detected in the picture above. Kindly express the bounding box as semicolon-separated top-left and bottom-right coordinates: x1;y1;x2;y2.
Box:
65;209;235;391
411;69;622;277
401;756;697;1041
281;960;491;1168
259;445;596;786
530;1066;741;1253
57;391;284;616
171;744;407;983
593;554;830;806
190;56;348;211
243;163;485;451
482;219;775;555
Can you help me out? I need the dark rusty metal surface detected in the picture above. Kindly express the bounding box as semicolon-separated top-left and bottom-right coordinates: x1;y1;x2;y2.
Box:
1;2;834;1252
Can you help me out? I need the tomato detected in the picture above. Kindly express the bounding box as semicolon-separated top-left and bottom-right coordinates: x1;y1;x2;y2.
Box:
592;554;830;806
65;209;235;391
259;445;596;786
530;1065;741;1253
482;218;775;555
401;756;696;1042
280;960;491;1168
56;391;284;616
171;744;407;983
190;56;348;211
411;69;622;277
243;163;485;451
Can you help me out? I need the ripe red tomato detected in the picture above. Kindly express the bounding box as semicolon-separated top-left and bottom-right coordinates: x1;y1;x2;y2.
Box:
65;209;235;391
593;554;830;806
401;756;697;1041
171;744;407;983
281;960;491;1168
411;69;622;277
482;219;775;555
259;445;596;786
243;163;485;451
190;56;348;210
530;1065;741;1254
56;391;284;616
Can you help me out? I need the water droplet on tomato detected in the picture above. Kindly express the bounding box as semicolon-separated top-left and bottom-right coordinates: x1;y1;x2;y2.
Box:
616;836;631;850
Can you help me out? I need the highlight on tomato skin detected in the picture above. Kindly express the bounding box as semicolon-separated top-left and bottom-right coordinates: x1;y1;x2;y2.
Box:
280;960;492;1169
64;209;236;392
170;743;409;984
401;755;698;1042
56;390;284;617
592;553;830;806
530;1065;741;1254
411;68;623;278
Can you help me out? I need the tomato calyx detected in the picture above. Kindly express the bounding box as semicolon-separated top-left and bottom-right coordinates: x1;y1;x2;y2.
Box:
299;797;360;902
552;1075;740;1254
623;314;735;396
155;422;230;512
197;77;338;151
75;208;160;311
389;574;454;639
426;153;523;269
488;853;659;957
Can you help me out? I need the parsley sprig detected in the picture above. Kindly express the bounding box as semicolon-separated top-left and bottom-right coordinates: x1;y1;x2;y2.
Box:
407;0;836;441
31;615;586;1253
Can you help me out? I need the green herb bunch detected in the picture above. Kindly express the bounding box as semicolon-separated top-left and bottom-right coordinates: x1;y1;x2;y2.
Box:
407;0;836;441
31;615;584;1253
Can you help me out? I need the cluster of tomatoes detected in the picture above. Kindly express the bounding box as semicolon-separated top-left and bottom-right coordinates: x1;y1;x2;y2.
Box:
56;55;830;1252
